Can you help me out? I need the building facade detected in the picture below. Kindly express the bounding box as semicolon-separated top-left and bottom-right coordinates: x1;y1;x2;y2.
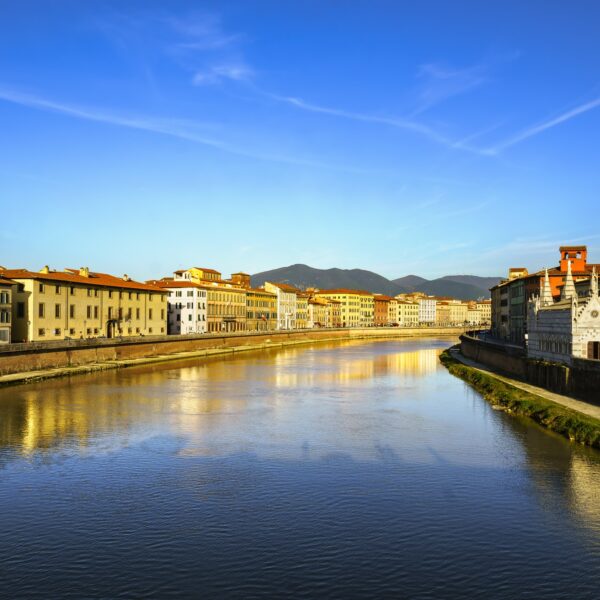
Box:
265;282;297;330
296;292;309;329
491;246;599;346
397;301;419;326
528;267;600;364
373;295;390;326
246;288;277;331
1;266;167;342
0;275;16;343
175;268;247;333
315;289;373;328
155;281;207;335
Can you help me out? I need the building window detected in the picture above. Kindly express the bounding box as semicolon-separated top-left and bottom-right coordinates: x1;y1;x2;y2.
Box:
108;307;113;319
0;310;9;323
94;328;99;334
38;328;45;336
39;283;45;293
87;289;92;297
87;305;92;319
108;290;113;299
161;309;165;319
94;306;99;319
55;285;60;294
17;283;24;292
69;328;75;335
70;305;75;318
148;328;153;334
94;289;99;297
38;303;45;318
17;302;25;318
160;327;164;333
54;328;61;336
149;309;153;319
70;286;75;296
136;308;140;319
55;304;61;318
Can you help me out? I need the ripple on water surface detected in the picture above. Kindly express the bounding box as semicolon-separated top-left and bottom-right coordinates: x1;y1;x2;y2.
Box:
0;338;599;599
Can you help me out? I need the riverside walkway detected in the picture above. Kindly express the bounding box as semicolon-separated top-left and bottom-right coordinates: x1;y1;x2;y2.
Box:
450;347;600;421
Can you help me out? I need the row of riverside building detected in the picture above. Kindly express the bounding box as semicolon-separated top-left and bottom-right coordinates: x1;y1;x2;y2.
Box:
0;265;491;344
489;245;600;364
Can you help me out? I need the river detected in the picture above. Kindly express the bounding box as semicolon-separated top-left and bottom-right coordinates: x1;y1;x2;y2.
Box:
1;338;599;598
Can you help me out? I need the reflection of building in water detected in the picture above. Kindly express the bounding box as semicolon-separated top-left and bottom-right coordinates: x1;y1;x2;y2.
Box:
271;347;441;388
568;453;600;535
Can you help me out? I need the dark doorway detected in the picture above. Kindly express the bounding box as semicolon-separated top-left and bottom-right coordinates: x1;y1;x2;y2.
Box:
107;320;117;338
588;341;600;360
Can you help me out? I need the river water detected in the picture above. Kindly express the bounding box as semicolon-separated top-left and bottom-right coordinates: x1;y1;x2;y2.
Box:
1;338;599;598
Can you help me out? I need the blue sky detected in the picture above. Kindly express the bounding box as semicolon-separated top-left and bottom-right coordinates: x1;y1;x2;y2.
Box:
1;0;599;280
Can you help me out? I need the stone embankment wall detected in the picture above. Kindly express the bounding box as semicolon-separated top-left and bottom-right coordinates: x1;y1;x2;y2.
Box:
0;327;467;377
460;334;600;404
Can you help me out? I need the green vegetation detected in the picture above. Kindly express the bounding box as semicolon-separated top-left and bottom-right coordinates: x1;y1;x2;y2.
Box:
440;348;600;449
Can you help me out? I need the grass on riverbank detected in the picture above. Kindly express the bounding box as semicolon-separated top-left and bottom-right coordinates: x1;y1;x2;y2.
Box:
440;348;600;449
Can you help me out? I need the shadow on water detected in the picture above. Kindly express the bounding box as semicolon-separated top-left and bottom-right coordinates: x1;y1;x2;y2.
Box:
0;338;599;598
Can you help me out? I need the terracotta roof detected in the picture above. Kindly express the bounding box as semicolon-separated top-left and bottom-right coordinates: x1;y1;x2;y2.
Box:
192;267;221;274
0;275;17;286
373;294;393;302
316;289;374;296
2;268;166;293
152;280;206;289
267;282;301;293
247;288;276;296
509;267;527;272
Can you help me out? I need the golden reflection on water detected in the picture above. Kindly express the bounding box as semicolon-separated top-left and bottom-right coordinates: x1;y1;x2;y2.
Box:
0;342;440;458
2;338;600;535
272;346;440;388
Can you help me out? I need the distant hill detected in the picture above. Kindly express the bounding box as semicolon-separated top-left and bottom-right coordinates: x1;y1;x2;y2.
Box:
251;264;405;296
392;275;428;290
251;264;500;300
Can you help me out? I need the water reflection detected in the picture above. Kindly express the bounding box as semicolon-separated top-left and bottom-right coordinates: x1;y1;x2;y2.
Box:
1;338;600;598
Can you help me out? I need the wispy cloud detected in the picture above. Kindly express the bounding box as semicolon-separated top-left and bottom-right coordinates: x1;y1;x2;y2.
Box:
264;91;458;147
167;13;241;51
411;62;488;116
483;95;600;155
0;86;384;172
192;63;253;86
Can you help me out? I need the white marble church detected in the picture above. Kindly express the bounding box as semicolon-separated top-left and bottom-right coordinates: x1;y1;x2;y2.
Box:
527;262;600;365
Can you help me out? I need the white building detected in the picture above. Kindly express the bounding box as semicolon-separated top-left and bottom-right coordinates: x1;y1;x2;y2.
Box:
418;297;436;324
527;265;600;364
265;282;297;330
160;281;207;335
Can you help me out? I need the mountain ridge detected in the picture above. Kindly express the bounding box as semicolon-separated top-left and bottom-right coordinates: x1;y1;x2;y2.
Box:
251;264;500;300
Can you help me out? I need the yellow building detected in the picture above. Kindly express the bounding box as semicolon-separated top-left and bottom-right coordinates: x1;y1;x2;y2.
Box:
315;289;373;328
296;292;309;329
1;266;167;342
246;288;277;331
397;301;419;326
449;301;469;325
327;299;342;327
0;274;16;343
308;297;329;327
477;300;492;324
387;297;398;325
436;302;451;326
